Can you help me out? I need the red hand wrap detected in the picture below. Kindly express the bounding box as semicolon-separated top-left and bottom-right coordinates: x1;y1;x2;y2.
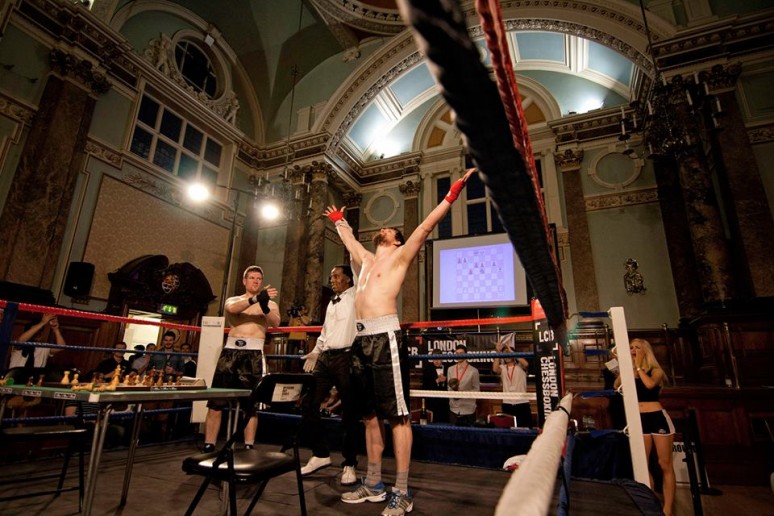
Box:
327;210;344;223
445;177;467;203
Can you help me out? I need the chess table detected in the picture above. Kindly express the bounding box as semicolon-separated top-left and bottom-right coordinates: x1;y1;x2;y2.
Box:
0;384;250;516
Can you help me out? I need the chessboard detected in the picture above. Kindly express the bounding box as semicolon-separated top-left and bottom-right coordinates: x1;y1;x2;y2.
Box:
42;382;205;392
43;368;208;392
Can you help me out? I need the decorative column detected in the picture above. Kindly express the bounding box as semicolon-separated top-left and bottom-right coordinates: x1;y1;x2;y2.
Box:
707;64;774;297
556;149;600;312
644;74;736;305
652;155;704;320
278;165;311;316
0;49;109;287
233;193;255;297
399;178;422;322
302;161;335;321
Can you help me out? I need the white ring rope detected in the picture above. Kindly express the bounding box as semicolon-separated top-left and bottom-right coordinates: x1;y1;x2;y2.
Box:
495;392;573;516
410;389;536;401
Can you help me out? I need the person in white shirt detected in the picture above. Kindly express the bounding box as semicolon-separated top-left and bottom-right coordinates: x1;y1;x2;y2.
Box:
300;265;360;486
8;313;66;370
447;344;481;426
492;335;532;427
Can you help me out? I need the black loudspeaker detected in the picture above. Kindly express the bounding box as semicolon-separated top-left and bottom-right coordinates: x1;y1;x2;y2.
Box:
64;262;95;297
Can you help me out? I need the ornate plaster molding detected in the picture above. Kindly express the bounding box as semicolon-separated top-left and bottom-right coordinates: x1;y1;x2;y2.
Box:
308;0;404;36
748;124;774;144
85;138;122;167
0;93;34;125
585;187;658;211
49;49;110;95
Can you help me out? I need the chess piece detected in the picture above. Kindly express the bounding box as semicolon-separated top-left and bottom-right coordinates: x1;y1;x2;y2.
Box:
27;376;34;386
111;368;121;388
61;370;71;385
71;373;79;385
37;374;45;386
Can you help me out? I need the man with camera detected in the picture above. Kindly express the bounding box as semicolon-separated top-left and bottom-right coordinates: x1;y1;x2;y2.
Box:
299;265;360;485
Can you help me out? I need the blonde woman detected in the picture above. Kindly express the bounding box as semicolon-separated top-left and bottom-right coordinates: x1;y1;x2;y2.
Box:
615;338;675;516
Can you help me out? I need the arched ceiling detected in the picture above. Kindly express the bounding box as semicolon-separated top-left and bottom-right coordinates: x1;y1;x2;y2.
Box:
155;0;666;165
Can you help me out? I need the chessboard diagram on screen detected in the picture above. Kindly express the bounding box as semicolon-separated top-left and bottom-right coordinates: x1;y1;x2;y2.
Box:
452;246;510;303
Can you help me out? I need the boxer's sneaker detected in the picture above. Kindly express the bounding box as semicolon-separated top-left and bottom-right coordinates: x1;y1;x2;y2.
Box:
301;455;331;475
341;465;357;486
381;488;413;515
340;479;386;504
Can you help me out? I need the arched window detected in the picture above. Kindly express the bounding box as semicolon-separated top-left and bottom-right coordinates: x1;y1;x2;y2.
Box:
174;40;217;98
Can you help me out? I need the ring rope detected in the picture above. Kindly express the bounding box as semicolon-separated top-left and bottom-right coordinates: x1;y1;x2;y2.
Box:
495;392;573;515
1;406;192;425
8;340;197;357
0;300;201;332
1;299;539;336
410;389;536;401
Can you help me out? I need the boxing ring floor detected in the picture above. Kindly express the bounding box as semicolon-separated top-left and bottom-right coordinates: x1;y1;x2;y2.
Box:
0;439;771;516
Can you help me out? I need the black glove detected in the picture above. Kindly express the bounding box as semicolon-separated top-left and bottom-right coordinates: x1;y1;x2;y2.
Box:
250;289;271;314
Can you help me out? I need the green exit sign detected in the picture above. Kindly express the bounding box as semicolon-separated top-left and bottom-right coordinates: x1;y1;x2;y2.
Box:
159;304;178;315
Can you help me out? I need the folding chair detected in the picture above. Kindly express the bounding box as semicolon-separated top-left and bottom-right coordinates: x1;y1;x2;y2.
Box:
181;373;314;516
0;368;87;511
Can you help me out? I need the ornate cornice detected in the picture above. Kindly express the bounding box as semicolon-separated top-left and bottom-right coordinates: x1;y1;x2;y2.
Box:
585;187;658;212
749;124;774;144
19;0;139;87
653;10;774;70
469;17;653;75
357;153;422;185
49;49;110;95
308;0;404;37
552;110;629;145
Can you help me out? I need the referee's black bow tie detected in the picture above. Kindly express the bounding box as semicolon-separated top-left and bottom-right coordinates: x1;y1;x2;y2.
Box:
331;295;341;304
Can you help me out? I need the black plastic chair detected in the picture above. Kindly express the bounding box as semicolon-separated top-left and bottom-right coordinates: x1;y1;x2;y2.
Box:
182;373;314;516
0;368;87;511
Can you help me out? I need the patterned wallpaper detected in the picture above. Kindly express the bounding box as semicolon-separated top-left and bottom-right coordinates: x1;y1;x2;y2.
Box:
83;176;228;302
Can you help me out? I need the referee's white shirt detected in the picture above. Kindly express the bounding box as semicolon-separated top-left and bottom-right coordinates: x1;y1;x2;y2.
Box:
312;287;357;353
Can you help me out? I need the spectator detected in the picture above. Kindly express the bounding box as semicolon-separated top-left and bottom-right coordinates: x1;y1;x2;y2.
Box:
421;350;448;423
447;344;480;426
93;341;131;380
130;345;150;375
492;336;532;428
159;330;184;376
180;342;197;377
8;313;66;370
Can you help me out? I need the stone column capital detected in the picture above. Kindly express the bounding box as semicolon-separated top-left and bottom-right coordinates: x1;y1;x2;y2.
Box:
49;49;110;95
555;149;584;172
703;63;742;93
303;160;335;181
399;180;422;198
343;191;362;208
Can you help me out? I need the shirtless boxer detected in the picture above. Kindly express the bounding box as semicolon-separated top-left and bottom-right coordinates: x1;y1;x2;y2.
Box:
202;265;280;452
325;168;474;516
